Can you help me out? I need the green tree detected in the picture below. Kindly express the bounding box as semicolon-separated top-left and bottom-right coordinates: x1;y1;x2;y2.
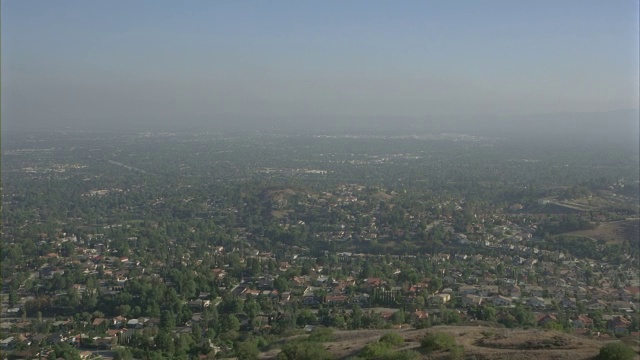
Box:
222;314;241;332
244;298;261;319
482;306;496;322
496;263;505;277
297;309;318;326
235;339;260;360
428;278;442;294
597;342;636;360
391;311;406;325
330;315;346;329
274;276;289;292
8;289;18;307
350;305;363;329
160;310;176;332
155;330;174;355
174;334;195;359
48;342;81;360
277;341;333;360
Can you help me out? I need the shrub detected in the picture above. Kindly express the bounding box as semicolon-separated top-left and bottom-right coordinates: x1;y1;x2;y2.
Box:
379;332;405;347
447;345;466;360
277;341;333;360
308;327;335;342
360;343;419;360
360;342;393;359
480;330;496;338
597;342;636;360
420;332;456;351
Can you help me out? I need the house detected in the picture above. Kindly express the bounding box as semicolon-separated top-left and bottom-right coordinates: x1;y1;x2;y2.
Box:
92;318;107;327
243;289;261;297
303;325;316;333
537;314;558;327
429;293;451;305
211;268;226;280
30;334;46;346
492;295;513;307
279;292;291;303
458;285;479;296
257;278;274;290
106;329;125;338
364;278;383;289
552;288;566;302
611;301;636;312
462;294;483;307
291;276;308;287
506;285;521;298
53;320;69;328
188;299;211;309
586;300;608;311
126;319;142;329
573;286;588;299
590;287;610;300
48;332;68;344
528;296;547;309
213;246;225;254
526;286;545;297
349;294;370;306
442;275;456;284
479;285;499;297
303;289;320;305
412;310;429;321
571;315;593;328
624;286;640;300
607;316;631;334
379;311;395;321
562;297;577;309
112;316;127;327
263;289;279;298
325;295;347;305
0;336;15;349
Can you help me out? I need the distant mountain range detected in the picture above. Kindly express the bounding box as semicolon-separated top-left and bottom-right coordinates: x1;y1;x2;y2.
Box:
253;109;640;143
4;109;638;144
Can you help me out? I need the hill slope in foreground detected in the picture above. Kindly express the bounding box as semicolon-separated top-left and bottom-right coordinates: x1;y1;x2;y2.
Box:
261;325;640;360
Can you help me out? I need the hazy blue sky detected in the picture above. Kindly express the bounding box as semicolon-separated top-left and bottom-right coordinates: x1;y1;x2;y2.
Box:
2;1;639;129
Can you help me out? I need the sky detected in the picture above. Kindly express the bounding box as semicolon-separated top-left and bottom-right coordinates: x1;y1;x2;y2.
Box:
2;1;639;130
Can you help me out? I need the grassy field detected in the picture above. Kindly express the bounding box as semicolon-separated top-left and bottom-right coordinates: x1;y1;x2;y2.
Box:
564;219;640;244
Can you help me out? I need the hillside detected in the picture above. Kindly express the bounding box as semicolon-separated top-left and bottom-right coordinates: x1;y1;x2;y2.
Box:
261;326;639;360
564;219;640;245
